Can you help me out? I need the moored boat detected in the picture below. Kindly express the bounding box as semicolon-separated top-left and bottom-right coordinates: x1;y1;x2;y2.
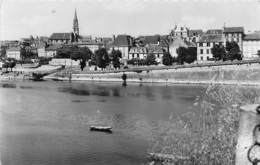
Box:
89;125;112;133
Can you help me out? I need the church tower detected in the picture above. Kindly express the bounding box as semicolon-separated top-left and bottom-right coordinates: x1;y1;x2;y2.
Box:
73;9;79;36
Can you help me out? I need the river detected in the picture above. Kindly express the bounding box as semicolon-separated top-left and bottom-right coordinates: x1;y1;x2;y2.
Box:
0;81;208;165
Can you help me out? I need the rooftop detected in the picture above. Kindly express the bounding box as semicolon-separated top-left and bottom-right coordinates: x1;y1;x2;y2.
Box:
198;34;223;43
50;33;72;40
188;29;203;37
244;32;260;40
6;47;21;51
224;27;244;33
111;35;133;47
129;47;147;54
146;45;164;53
206;29;223;35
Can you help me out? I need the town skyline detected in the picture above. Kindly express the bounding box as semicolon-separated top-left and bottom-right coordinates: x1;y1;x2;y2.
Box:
1;0;260;40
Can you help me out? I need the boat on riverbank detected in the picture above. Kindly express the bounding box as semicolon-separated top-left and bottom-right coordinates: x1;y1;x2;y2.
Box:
89;126;112;133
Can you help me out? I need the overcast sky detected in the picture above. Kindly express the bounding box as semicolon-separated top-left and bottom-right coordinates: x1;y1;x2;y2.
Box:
0;0;260;40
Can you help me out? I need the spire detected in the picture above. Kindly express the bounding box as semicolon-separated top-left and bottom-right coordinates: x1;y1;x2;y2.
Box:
74;8;78;22
73;8;79;36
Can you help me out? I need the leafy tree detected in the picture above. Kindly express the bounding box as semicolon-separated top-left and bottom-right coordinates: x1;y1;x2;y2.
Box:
211;44;226;61
57;46;92;71
176;47;197;64
56;46;76;58
0;47;6;58
110;49;122;69
94;48;110;69
225;41;242;61
162;52;173;66
3;59;16;72
20;47;37;61
176;47;187;64
146;53;157;65
185;47;197;64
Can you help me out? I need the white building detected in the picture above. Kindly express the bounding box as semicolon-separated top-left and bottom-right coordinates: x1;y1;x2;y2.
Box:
6;47;21;60
197;34;224;62
45;45;61;57
129;47;147;60
170;24;189;40
243;32;260;59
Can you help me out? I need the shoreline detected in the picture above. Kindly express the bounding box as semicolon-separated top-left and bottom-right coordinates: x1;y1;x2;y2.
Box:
42;75;260;86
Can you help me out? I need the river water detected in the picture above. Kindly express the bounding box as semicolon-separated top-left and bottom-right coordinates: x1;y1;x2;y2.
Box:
0;81;207;165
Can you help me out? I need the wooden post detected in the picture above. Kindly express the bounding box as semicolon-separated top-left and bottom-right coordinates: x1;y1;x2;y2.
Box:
236;104;260;165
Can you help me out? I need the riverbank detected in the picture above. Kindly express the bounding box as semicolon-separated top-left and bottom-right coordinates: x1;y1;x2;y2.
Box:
0;65;63;81
45;63;260;86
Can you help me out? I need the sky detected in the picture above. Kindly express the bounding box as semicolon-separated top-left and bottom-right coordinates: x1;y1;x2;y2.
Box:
0;0;260;40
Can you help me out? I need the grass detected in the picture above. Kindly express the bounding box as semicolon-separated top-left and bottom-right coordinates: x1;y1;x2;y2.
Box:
147;84;260;165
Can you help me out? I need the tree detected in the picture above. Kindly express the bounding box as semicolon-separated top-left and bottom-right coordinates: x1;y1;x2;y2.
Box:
3;59;16;72
94;48;110;69
185;47;197;64
211;44;226;61
176;47;197;64
162;52;173;66
0;47;6;58
56;46;76;58
110;49;122;69
176;47;187;64
146;53;157;65
20;47;37;62
225;41;242;61
57;46;92;71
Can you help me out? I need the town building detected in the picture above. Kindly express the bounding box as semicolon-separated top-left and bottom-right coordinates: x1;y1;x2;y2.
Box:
49;9;80;45
128;45;164;63
147;45;164;63
45;45;62;57
49;33;76;45
169;37;196;58
243;32;260;59
206;29;223;35
128;47;148;60
188;29;203;42
170;24;189;40
109;35;133;62
223;27;244;52
197;34;224;62
6;47;21;60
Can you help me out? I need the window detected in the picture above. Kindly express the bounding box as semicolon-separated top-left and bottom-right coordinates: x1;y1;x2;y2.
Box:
207;56;210;60
200;49;203;54
207;43;210;47
132;54;134;58
137;54;139;58
199;43;203;47
206;49;209;54
157;54;160;58
200;56;203;60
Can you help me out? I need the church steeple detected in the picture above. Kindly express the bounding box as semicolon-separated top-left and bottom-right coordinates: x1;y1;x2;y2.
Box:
73;9;79;36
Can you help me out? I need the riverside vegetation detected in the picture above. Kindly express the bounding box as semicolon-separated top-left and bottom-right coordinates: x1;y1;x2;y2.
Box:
147;83;260;164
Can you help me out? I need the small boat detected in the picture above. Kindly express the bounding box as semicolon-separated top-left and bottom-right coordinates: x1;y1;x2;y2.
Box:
89;125;112;133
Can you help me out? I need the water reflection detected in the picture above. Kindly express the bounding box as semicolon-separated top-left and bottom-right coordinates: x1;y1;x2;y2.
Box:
0;81;207;165
1;83;16;88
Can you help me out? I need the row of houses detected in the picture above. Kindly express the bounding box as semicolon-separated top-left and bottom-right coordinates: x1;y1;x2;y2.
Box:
2;24;260;64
